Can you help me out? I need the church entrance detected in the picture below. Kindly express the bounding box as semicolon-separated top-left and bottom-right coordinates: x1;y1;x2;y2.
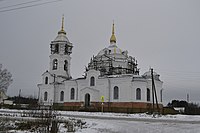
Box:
85;93;90;107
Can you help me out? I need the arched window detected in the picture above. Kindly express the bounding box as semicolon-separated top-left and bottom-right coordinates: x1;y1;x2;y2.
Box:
53;59;58;70
147;88;150;101
44;92;48;101
55;44;59;53
136;88;141;100
114;86;119;99
90;76;95;86
45;77;48;84
70;88;75;100
64;60;68;71
60;91;64;101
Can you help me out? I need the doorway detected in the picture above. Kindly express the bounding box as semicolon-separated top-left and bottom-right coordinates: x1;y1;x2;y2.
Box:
85;93;90;107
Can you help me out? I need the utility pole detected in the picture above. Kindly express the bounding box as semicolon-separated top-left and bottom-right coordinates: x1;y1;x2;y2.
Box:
18;89;21;106
151;68;160;114
187;93;189;103
151;69;155;113
38;87;41;109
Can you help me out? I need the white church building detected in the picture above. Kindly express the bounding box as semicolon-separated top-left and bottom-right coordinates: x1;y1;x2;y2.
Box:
38;17;163;112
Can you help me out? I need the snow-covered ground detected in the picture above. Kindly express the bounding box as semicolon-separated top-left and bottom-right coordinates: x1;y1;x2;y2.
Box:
1;109;200;133
61;111;200;133
58;110;200;122
77;118;200;133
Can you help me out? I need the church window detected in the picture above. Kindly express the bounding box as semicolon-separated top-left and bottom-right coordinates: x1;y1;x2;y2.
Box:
44;92;48;101
105;50;107;55
114;86;119;99
136;88;141;100
65;45;68;54
60;91;64;101
53;59;58;70
147;88;150;101
64;60;68;71
55;44;59;53
45;77;48;84
90;76;95;86
70;88;75;100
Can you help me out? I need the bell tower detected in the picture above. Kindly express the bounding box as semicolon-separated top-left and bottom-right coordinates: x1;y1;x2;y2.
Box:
49;16;73;79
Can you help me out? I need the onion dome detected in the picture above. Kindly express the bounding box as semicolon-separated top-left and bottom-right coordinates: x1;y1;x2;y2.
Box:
97;23;123;56
143;70;160;80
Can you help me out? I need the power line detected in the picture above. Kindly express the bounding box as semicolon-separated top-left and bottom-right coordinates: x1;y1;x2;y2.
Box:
158;68;200;74
153;68;200;79
0;0;44;10
0;0;63;13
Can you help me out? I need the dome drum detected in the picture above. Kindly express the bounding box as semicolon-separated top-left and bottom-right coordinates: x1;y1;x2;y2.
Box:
87;52;139;76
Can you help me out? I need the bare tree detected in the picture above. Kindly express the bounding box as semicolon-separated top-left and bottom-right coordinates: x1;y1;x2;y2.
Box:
0;64;13;93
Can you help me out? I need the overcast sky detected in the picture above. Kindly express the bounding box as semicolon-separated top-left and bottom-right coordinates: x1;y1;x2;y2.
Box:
0;0;200;105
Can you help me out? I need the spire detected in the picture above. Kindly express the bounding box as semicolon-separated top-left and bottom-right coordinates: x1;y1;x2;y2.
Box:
61;15;64;31
58;15;66;35
110;21;116;43
112;21;115;34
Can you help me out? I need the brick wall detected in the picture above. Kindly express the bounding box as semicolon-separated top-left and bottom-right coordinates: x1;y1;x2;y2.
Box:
63;101;163;109
63;102;83;107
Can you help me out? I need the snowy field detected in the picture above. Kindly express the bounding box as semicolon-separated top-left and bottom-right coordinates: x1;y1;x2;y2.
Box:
77;118;200;133
1;109;200;133
61;111;200;133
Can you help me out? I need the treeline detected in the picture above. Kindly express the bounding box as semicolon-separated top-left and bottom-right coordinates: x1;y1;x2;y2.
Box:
167;100;200;115
5;96;38;109
8;96;38;105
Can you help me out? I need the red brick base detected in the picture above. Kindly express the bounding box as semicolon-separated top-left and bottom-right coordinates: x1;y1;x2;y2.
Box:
63;102;83;107
91;102;163;109
59;102;163;113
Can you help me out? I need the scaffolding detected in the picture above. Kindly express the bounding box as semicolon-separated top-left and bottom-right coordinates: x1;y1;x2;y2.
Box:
86;54;139;76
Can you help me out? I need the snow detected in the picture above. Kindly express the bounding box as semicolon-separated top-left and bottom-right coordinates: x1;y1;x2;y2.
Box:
4;108;200;122
1;109;200;133
58;110;200;122
76;119;200;133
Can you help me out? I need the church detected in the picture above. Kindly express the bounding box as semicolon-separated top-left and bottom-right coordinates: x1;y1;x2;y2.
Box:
38;17;163;112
